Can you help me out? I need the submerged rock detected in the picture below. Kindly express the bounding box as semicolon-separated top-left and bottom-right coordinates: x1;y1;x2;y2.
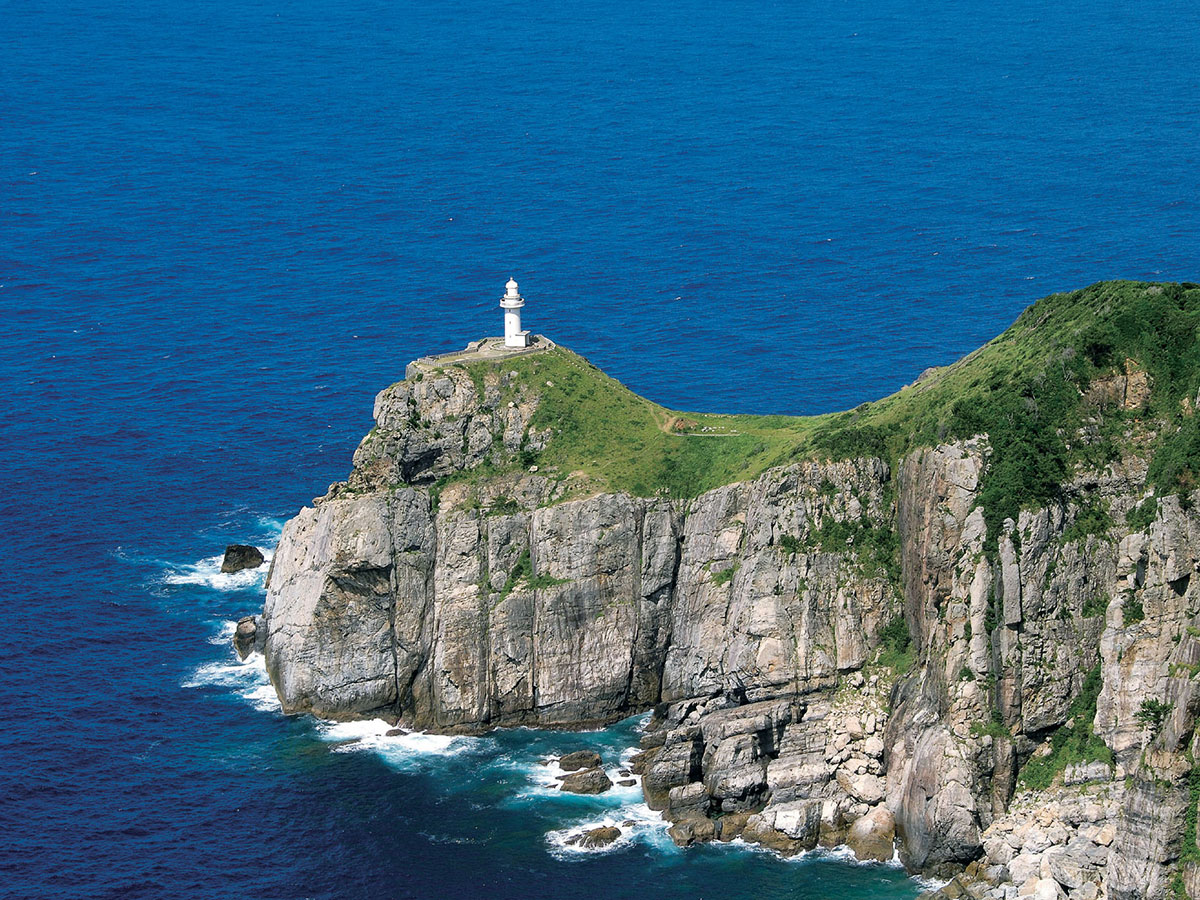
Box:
566;826;621;849
221;544;264;573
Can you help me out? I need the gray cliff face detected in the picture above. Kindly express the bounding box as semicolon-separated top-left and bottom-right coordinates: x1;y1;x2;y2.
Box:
343;361;549;492
887;440;995;873
266;486;898;730
260;358;1200;896
897;442;1200;897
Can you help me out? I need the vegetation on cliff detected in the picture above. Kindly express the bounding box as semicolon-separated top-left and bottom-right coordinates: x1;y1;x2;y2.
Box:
437;281;1200;520
1017;663;1113;790
443;346;823;498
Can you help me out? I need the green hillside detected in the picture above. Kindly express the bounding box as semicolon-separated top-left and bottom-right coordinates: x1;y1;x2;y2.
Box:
438;281;1200;524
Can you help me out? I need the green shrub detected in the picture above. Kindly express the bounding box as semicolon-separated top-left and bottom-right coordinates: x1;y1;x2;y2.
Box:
1082;592;1109;619
1149;416;1200;500
1126;495;1159;532
712;562;739;586
810;424;899;461
1125;594;1146;624
1181;766;1200;864
965;377;1076;555
970;713;1009;738
1018;663;1113;789
487;496;521;516
497;548;569;598
1135;698;1173;738
812;519;901;587
876;615;914;671
1173;768;1200;898
984;595;999;635
498;549;533;600
528;572;569;590
1061;496;1114;545
778;534;802;555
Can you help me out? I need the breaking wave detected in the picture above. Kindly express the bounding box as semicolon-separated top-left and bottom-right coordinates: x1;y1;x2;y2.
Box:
163;549;272;590
182;648;280;713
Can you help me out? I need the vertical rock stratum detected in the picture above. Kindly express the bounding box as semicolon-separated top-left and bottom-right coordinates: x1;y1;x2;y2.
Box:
256;282;1200;898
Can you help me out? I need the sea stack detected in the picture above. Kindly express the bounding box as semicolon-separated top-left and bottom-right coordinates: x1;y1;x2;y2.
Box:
221;544;264;573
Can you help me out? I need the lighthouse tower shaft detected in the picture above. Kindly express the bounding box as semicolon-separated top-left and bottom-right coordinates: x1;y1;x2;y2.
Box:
500;278;530;348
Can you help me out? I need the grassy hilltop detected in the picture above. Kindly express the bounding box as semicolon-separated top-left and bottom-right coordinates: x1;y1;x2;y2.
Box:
437;281;1200;529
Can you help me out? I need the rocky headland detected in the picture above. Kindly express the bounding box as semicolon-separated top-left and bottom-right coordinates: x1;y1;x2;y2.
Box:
251;281;1200;899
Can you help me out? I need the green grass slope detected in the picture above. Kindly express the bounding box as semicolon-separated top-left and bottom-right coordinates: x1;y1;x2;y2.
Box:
438;281;1200;516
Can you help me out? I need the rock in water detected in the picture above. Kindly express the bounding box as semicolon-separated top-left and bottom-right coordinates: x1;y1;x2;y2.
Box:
558;750;602;771
221;544;264;573
566;826;621;849
559;767;613;794
233;615;260;659
667;815;716;847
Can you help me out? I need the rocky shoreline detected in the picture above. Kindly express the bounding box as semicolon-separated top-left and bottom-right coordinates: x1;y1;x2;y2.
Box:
633;673;898;861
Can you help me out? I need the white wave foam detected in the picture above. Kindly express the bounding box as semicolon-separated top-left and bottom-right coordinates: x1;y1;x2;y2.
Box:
242;681;283;712
913;872;950;891
816;844;859;863
208;620;237;645
252;516;286;540
546;797;671;857
417;831;478;846
315;719;485;770
786;842;911;872
163;549;273;591
181;651;280;712
530;747;674;857
514;750;645;801
700;833;914;871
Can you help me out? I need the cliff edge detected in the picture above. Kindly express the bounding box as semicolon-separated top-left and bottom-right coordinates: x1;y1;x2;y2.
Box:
257;281;1200;898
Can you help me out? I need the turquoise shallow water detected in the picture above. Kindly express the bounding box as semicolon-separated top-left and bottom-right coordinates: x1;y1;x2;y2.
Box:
3;0;1199;897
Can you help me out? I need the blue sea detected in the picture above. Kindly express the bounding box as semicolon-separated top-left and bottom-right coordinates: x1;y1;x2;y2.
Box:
3;1;1198;897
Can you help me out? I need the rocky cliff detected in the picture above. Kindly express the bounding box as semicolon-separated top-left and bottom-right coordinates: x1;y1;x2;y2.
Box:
255;283;1200;899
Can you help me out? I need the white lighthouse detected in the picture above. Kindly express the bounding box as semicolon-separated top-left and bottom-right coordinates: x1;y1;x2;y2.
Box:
500;277;530;348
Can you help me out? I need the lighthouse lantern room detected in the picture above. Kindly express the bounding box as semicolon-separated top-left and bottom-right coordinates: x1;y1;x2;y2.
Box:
500;278;530;348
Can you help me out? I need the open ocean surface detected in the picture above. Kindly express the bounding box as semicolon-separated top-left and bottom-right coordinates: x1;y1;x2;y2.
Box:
3;1;1199;897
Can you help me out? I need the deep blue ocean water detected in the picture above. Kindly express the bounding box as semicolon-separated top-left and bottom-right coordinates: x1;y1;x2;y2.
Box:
3;1;1199;897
